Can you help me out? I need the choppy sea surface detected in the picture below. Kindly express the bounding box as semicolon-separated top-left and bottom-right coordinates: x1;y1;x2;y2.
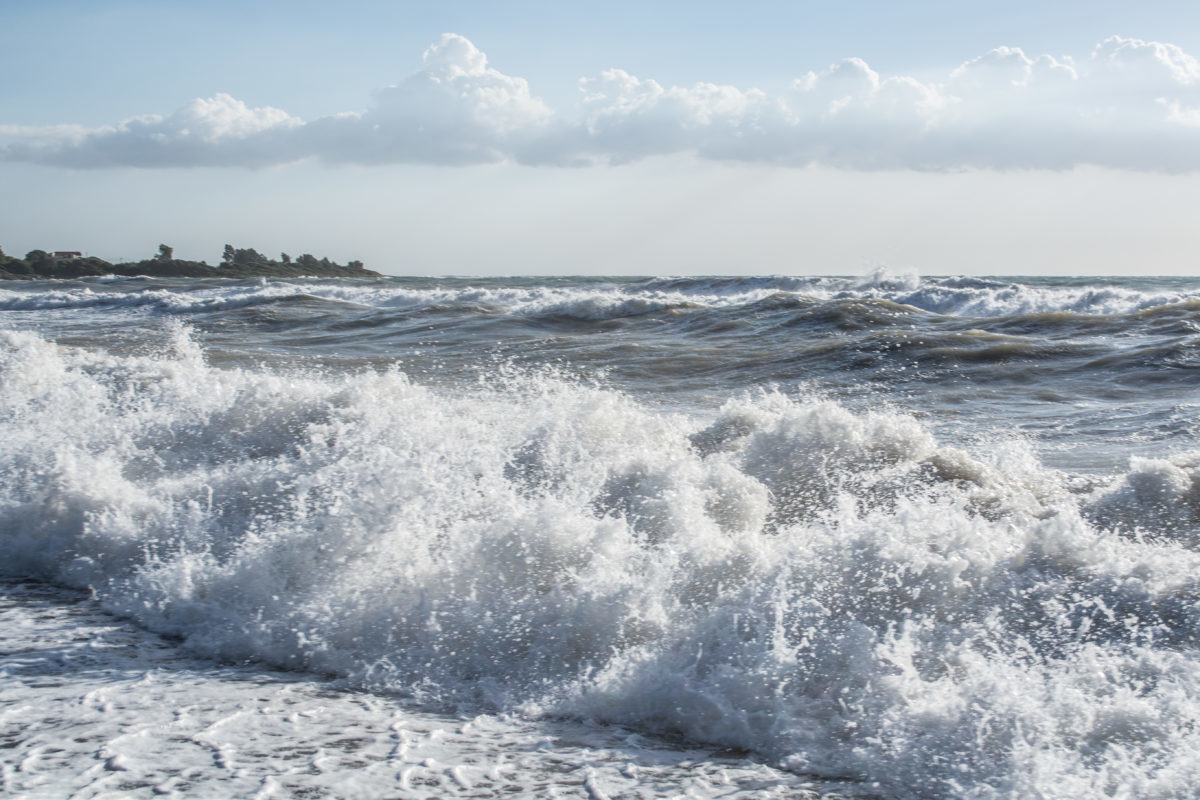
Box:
2;271;1199;798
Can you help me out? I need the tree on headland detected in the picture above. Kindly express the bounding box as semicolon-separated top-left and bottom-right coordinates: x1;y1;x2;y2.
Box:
229;247;268;266
2;242;378;279
0;246;23;271
24;250;52;269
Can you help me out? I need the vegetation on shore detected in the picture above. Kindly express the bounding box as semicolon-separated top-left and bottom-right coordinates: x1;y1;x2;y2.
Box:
0;244;382;280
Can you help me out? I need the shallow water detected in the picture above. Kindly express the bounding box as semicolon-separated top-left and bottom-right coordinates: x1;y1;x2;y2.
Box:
1;272;1199;798
1;580;844;799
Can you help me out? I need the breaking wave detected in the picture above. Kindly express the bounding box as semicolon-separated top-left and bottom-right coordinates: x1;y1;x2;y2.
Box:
3;326;1200;798
3;273;1199;323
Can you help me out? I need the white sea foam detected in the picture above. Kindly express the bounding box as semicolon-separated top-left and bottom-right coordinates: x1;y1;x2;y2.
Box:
2;326;1200;798
2;581;826;799
1085;453;1200;542
3;274;1197;322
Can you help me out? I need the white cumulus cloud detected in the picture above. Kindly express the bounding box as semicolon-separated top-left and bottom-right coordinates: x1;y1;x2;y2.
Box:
3;33;1199;172
302;33;554;165
2;94;302;168
1093;35;1200;87
572;70;779;163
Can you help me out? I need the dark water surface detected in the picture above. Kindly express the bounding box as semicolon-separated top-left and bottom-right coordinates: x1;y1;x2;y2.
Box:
7;273;1198;467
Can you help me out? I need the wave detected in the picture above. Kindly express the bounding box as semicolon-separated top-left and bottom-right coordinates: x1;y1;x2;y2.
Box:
0;281;363;316
4;274;1199;325
2;327;1200;798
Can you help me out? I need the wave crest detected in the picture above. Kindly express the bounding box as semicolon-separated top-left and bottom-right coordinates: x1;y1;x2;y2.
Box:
3;328;1200;797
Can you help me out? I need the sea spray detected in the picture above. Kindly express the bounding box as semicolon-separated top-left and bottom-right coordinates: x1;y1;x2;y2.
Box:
3;324;1200;797
4;273;1198;319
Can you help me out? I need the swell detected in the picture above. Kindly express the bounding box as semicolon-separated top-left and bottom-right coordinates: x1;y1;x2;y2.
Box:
0;281;369;316
10;279;1196;445
3;275;1198;324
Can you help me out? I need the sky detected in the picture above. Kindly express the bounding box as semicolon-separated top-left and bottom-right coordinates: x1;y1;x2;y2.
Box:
2;0;1200;276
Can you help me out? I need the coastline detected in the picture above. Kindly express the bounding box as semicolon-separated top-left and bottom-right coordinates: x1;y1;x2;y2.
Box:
0;262;383;281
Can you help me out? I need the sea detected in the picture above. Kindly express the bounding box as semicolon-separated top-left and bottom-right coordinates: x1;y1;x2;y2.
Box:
2;271;1199;799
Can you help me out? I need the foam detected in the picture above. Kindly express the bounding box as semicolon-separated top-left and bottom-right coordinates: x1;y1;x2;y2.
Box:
2;327;1200;798
1085;453;1200;543
2;580;826;799
3;273;1197;324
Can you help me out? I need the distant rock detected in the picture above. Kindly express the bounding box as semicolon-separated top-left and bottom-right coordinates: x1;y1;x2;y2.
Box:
0;248;383;280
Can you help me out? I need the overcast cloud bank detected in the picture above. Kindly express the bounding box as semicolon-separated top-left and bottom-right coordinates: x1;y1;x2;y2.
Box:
3;33;1199;171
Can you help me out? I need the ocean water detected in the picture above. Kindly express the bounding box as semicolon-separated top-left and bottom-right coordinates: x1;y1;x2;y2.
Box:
2;272;1199;798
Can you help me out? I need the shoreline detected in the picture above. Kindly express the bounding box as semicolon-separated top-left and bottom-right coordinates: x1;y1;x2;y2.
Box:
0;579;845;799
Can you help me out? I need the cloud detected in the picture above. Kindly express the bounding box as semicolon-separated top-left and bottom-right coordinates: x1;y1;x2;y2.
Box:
571;69;781;163
1092;35;1200;87
2;94;302;168
3;33;1199;172
1164;100;1200;127
302;33;554;165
